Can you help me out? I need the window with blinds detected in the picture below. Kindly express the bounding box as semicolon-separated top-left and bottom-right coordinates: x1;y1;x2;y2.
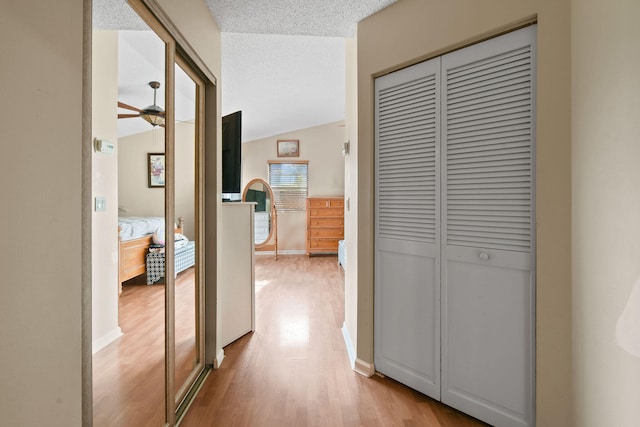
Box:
268;161;309;212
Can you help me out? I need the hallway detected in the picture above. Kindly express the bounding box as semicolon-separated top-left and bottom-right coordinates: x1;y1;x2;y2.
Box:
181;255;486;426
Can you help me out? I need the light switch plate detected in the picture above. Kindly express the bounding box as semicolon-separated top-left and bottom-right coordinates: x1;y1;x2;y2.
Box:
95;197;106;212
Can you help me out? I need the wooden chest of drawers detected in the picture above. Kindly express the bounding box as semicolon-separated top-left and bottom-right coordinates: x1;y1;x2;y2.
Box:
306;197;344;255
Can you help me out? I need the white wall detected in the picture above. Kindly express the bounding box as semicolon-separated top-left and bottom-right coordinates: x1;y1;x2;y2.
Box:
92;30;121;353
572;1;640;425
0;0;222;424
175;122;196;240
118;128;165;217
118;122;196;239
343;36;359;365
0;1;84;425
242;121;345;252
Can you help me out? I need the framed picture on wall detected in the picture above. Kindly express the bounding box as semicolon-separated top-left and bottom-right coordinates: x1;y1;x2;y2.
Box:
148;153;165;188
277;139;300;157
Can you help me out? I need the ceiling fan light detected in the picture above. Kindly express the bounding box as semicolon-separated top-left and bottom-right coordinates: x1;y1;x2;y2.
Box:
140;104;165;126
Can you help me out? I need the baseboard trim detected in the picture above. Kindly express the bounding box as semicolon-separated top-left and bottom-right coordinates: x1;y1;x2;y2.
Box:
255;250;307;256
214;348;225;369
92;327;123;354
341;323;374;377
354;358;375;377
341;323;356;368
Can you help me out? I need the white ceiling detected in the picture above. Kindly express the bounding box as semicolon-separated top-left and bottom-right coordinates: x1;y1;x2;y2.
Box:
93;0;398;140
221;33;345;142
116;31;198;137
204;0;396;37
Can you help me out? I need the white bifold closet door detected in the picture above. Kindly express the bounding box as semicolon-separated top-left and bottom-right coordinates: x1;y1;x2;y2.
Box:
375;26;536;427
374;57;442;399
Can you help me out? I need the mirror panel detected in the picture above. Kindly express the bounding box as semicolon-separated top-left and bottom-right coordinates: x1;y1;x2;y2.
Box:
173;61;198;400
242;178;278;259
94;1;209;424
173;54;208;417
92;4;167;426
245;181;271;244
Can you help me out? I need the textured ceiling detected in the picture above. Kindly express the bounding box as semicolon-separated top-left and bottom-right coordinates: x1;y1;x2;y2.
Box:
205;0;397;37
93;0;147;30
222;33;345;142
93;0;398;140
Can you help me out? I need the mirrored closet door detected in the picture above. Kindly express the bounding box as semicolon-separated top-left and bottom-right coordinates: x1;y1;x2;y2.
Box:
91;5;169;426
92;1;209;425
173;56;206;416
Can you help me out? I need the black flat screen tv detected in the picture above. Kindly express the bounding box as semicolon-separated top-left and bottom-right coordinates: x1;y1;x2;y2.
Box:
222;111;242;195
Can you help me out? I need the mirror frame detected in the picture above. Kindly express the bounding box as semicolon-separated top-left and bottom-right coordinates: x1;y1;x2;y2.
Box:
242;178;278;258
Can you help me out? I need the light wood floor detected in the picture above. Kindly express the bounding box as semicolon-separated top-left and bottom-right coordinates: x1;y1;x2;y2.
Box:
93;268;197;427
181;255;488;427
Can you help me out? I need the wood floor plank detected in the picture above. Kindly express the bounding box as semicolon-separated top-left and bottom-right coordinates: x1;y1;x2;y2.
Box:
94;255;488;426
93;268;197;427
93;273;167;427
181;255;488;427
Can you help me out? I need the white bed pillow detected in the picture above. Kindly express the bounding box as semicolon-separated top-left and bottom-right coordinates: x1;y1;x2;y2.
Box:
153;227;165;245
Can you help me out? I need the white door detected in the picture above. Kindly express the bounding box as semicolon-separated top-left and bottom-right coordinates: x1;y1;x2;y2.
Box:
374;57;441;399
440;26;536;427
374;26;536;427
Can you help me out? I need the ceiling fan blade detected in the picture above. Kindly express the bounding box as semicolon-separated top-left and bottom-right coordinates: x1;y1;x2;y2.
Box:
118;101;143;113
118;114;140;119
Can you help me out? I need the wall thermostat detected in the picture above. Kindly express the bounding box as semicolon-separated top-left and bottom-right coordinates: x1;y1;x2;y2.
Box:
94;138;115;155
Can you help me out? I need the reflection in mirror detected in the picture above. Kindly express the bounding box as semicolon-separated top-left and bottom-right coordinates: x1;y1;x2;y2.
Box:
242;178;278;259
92;3;167;426
173;60;199;404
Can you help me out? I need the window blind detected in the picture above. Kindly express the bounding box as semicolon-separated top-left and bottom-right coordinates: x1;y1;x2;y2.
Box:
268;162;309;212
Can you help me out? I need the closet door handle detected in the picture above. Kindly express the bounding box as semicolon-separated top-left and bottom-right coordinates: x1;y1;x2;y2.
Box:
479;252;490;261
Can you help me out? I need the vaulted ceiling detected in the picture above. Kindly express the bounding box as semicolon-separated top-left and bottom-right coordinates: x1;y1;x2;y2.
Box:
93;0;397;140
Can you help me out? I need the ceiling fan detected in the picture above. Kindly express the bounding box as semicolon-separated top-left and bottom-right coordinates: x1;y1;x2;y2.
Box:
118;81;166;127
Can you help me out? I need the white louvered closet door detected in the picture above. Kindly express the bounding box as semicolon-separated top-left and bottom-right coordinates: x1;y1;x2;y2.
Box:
440;26;536;427
374;57;441;399
374;25;536;427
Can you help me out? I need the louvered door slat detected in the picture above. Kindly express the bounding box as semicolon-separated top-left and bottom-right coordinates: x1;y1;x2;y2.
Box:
448;100;530;121
446;49;531;81
448;88;531;114
444;44;532;253
448;140;530;155
379;79;436;101
377;74;438;243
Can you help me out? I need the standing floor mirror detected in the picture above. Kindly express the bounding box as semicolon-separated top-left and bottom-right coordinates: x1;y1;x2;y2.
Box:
242;178;278;259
